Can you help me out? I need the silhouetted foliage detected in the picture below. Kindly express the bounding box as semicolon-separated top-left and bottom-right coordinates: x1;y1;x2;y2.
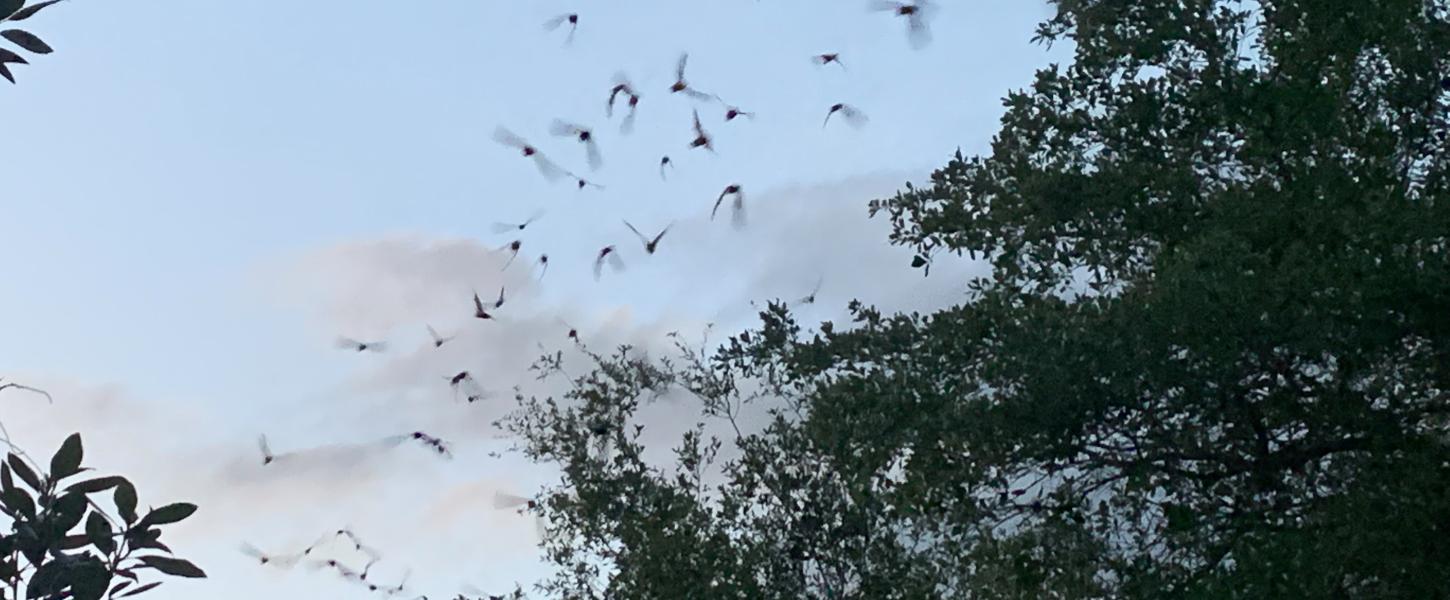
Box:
504;0;1450;597
0;0;65;84
0;431;204;600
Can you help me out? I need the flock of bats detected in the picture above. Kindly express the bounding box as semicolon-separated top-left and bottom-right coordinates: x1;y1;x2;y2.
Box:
247;1;936;597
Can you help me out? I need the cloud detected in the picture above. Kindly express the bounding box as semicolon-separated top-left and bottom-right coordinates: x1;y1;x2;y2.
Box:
3;173;985;599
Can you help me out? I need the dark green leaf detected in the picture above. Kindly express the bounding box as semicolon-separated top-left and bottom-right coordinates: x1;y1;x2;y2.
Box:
114;481;138;524
109;580;133;596
0;61;13;84
27;559;64;599
0;0;20;20
50;491;88;535
0;29;49;53
65;475;127;495
50;433;83;480
70;557;111;600
7;454;42;490
1;461;13;493
118;581;162;597
136;555;206;578
0;46;23;64
2;486;35;518
58;533;90;550
137;502;196;528
7;0;65;21
132;538;172;554
87;511;115;555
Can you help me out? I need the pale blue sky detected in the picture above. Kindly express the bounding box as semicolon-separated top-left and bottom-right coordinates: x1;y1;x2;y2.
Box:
2;1;1063;597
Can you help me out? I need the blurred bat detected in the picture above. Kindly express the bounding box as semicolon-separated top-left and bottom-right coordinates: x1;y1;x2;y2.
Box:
490;209;544;234
713;184;746;228
494;286;506;309
335;337;386;353
669;52;720;102
796;276;824;305
240;542;301;569
447;371;492;404
548;119;602;170
425;324;454;348
257;434;287;466
558;318;581;344
870;0;935;49
570;174;606;190
500;240;522;269
473;290;496;320
379;569;410;596
659;155;673;180
607;71;641;134
813;53;846;69
689;109;714;152
623;220;672;254
493;126;567;182
824;103;869;129
493;491;537;511
724;105;755;122
542;13;578;45
593;245;626;281
385;431;453;460
536;254;549;281
309;558;363;584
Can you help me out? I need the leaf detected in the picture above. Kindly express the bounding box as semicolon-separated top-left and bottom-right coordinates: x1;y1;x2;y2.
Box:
66;475;128;495
118;581;162;597
27;559;65;599
0;0;19;20
137;503;196;528
50;433;83;480
8;0;65;21
114;481;138;524
0;61;12;84
2;486;35;518
58;533;90;550
0;46;24;64
51;491;88;535
87;511;116;555
1;462;13;493
1;29;49;53
136;555;206;578
7;454;42;490
109;580;133;596
132;538;172;554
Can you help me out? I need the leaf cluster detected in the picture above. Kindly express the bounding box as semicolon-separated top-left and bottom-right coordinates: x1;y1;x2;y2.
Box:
1;433;205;600
0;0;63;84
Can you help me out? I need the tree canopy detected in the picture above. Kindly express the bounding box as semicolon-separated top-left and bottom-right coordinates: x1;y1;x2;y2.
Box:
503;0;1450;597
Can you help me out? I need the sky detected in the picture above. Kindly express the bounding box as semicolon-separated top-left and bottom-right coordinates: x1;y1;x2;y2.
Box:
0;1;1064;597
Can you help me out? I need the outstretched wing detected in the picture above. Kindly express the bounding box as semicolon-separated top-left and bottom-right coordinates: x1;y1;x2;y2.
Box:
492;126;527;148
623;220;649;246
584;139;603;170
651;224;673;246
542;14;570;31
532;154;567;182
548;119;582;137
494;491;532;509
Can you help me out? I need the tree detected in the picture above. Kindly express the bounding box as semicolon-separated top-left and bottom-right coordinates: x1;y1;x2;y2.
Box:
0;0;65;84
0;426;205;600
503;0;1450;598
